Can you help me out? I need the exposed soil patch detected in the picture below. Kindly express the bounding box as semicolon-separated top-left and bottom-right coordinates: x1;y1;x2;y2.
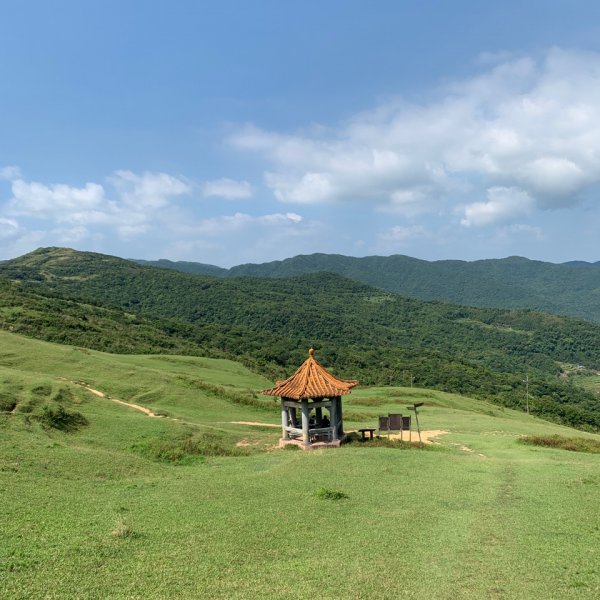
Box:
384;429;449;444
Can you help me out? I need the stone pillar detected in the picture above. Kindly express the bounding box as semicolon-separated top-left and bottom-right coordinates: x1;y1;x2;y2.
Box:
281;399;289;440
315;406;323;426
336;396;344;436
330;397;338;441
301;400;310;445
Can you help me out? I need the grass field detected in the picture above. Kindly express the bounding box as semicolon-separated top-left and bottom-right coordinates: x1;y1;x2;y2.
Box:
1;330;599;599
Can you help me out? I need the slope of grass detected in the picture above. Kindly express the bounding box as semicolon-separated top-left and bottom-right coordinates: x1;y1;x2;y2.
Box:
1;331;599;598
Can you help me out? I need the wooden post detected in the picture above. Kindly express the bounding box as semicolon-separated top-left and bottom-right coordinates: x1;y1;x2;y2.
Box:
414;407;421;443
315;406;323;426
301;400;310;445
281;399;289;440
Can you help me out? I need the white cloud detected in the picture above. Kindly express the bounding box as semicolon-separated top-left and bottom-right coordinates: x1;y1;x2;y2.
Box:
229;48;600;224
0;166;22;181
461;187;535;227
184;211;305;235
0;217;20;239
9;179;105;217
4;170;193;242
50;226;93;245
497;223;544;240
379;225;430;243
110;170;190;209
202;178;254;199
264;171;334;203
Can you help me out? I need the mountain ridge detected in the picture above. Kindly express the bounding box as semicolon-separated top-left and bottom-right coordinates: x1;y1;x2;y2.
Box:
134;252;600;322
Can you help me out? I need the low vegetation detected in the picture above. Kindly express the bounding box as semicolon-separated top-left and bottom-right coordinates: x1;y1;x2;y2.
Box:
519;434;600;453
314;487;349;501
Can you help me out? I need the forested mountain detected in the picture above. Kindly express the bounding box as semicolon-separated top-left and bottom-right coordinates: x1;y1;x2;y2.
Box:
136;253;600;323
134;258;228;277
2;246;600;430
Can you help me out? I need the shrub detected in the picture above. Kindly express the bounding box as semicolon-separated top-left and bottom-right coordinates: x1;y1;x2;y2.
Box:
31;385;52;396
35;404;88;432
0;394;17;412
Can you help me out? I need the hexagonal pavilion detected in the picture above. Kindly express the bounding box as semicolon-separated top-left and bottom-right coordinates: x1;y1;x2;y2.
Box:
262;348;359;449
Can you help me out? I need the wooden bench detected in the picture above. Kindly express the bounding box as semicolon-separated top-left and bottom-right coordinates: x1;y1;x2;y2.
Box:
358;428;376;440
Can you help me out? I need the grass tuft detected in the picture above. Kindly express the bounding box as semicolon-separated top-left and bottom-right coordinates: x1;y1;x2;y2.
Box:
111;516;135;539
315;487;349;501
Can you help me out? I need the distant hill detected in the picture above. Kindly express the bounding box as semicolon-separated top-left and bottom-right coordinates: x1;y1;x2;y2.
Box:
134;258;228;277
137;253;600;323
2;246;600;430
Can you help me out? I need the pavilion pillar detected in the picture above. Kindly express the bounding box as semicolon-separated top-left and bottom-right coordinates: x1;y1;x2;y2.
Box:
315;406;323;425
301;400;310;445
330;397;338;441
336;396;344;436
281;399;289;440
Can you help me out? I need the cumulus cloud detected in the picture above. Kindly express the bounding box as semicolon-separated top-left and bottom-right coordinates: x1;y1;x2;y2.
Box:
0;166;22;181
4;170;192;242
0;217;20;239
497;223;544;240
181;211;304;235
109;170;190;209
461;187;535;227
202;178;254;199
229;48;600;225
9;180;105;218
379;224;430;243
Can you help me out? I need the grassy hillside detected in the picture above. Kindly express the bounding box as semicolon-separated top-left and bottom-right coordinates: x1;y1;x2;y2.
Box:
2;247;600;431
139;252;600;323
1;330;599;599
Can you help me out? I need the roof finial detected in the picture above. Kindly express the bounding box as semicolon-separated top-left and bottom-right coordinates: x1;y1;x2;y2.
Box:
308;347;315;358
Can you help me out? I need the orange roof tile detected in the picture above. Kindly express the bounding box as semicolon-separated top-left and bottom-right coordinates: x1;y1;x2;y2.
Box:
262;348;358;400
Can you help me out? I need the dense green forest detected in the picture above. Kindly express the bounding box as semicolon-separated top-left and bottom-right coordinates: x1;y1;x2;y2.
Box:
137;253;600;323
2;246;600;431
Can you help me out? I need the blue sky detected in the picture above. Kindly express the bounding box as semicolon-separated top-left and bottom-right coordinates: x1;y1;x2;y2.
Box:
2;1;600;266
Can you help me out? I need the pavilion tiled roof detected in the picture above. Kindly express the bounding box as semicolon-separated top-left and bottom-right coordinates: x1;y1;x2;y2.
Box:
262;348;358;400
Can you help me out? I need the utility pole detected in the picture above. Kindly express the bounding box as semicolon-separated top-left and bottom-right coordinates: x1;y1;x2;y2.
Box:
524;375;530;415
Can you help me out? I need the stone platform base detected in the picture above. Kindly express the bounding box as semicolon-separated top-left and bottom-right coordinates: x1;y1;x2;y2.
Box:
279;436;344;450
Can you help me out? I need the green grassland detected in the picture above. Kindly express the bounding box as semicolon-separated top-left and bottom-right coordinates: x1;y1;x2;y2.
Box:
1;331;599;599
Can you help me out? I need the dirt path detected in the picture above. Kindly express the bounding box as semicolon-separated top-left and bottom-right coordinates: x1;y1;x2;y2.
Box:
72;380;239;433
83;385;162;417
